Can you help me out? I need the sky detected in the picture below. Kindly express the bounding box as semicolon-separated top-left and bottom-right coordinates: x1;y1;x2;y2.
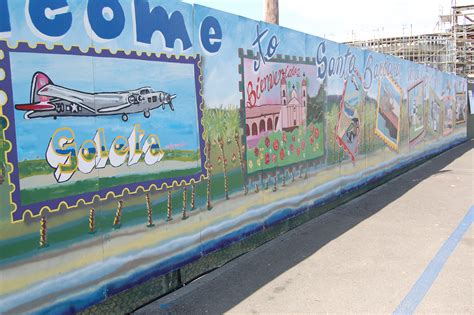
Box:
183;0;471;42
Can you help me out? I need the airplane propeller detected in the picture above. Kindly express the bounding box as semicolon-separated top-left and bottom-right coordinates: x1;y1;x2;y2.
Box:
166;94;177;111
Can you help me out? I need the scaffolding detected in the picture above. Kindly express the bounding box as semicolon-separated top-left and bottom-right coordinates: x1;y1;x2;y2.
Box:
345;2;474;83
451;4;474;81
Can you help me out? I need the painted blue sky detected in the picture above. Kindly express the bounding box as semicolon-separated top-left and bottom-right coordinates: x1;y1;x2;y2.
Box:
10;52;200;161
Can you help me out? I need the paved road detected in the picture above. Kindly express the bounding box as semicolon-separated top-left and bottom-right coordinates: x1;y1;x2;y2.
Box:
136;141;473;314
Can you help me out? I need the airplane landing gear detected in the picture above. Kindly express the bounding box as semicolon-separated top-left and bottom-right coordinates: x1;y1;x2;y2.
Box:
144;110;150;118
122;113;128;122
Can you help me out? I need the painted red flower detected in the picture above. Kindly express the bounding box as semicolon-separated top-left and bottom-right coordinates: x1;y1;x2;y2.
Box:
282;132;287;143
290;143;294;152
297;147;301;156
273;139;279;151
280;148;285;160
292;135;296;142
301;140;306;150
265;137;270;147
314;128;320;138
265;153;270;164
272;153;277;163
254;147;259;157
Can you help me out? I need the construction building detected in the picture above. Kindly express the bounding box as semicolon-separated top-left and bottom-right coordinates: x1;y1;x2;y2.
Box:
346;3;473;83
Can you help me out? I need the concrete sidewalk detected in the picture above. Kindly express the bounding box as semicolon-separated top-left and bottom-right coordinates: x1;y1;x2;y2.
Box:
136;141;473;314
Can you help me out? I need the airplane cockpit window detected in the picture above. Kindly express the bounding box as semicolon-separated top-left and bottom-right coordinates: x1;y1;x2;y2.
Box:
148;97;152;103
140;89;149;95
152;96;157;102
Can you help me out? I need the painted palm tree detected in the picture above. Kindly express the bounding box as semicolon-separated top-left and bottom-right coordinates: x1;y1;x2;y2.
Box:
202;106;214;210
227;105;248;195
210;106;231;200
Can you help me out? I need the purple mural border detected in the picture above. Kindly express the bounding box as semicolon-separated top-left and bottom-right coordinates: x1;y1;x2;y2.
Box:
0;41;206;223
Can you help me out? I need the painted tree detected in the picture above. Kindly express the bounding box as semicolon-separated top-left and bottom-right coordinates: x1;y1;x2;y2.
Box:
210;106;232;200
202;106;214;209
227;105;248;195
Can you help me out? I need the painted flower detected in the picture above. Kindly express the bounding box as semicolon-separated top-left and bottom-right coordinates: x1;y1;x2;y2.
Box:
259;152;264;160
292;135;296;142
265;153;270;164
217;156;222;163
254;147;259;157
310;135;314;145
249;160;253;169
257;159;261;166
272;153;277;163
280;148;285;160
314;128;320;138
232;153;237;162
265;137;270;147
273;139;279;151
282;132;288;143
301;140;306;150
290;143;294;152
297;147;301;156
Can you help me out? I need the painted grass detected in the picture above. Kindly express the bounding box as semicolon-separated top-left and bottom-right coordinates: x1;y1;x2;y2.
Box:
0;169;244;264
18;149;200;179
20;167;202;205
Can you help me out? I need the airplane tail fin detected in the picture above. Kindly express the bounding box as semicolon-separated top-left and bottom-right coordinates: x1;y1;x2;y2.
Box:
30;72;52;104
15;72;55;114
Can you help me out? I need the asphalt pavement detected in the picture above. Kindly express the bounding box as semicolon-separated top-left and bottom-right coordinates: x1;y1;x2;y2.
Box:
136;140;473;314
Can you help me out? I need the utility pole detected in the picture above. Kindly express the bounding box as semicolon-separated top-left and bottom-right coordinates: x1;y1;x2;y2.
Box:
265;0;279;25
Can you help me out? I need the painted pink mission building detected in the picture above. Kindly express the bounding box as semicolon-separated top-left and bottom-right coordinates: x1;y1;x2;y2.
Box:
246;75;307;148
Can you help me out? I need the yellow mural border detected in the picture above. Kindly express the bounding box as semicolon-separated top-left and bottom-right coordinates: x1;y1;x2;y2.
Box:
0;40;209;223
374;74;403;152
454;92;467;125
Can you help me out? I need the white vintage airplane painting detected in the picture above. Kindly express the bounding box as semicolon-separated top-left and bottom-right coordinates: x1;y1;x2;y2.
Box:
15;72;177;122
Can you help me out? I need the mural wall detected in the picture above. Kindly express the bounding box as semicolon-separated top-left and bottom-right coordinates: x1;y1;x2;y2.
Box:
0;1;467;313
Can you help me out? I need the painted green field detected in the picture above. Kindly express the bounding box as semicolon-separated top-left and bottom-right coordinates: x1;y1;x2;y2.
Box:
18;149;200;179
21;167;202;205
0;169;244;264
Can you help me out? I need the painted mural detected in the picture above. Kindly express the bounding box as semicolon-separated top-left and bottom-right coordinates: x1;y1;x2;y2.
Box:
0;1;467;314
4;43;204;221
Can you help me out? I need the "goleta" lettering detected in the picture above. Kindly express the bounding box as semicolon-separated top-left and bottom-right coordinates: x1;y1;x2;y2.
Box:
46;124;164;183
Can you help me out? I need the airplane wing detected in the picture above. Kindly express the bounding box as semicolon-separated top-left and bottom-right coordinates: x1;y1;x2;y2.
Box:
97;102;133;113
38;84;136;114
38;84;96;113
